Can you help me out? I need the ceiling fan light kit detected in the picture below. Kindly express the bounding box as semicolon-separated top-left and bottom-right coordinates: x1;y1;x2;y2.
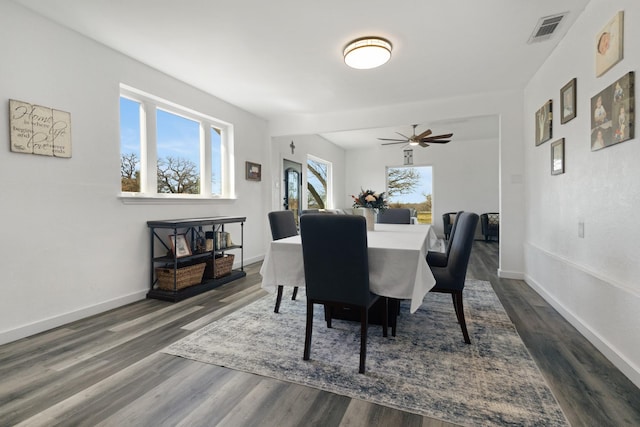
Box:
343;37;392;69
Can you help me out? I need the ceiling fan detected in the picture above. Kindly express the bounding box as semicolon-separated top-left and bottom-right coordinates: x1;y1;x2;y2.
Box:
378;124;453;147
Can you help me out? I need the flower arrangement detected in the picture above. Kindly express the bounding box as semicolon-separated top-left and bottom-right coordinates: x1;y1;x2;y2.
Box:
352;188;388;212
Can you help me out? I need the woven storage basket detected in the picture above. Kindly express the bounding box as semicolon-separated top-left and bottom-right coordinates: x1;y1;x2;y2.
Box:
204;254;235;279
156;262;206;291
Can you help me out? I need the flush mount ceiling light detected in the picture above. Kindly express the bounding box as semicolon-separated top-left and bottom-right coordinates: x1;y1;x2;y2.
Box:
343;37;392;69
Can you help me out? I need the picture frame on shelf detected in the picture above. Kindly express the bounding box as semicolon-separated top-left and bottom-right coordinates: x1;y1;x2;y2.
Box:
245;161;262;181
596;11;624;78
560;78;577;124
535;99;553;146
551;139;565;175
590;71;635;151
170;234;192;258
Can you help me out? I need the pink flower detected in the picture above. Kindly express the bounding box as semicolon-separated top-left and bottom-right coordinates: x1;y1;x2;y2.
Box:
365;194;376;202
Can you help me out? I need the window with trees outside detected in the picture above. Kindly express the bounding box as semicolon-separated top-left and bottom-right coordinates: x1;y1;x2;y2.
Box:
387;166;433;224
119;86;229;198
307;156;331;209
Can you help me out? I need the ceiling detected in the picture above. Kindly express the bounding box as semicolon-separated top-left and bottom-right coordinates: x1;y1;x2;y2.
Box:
13;0;591;149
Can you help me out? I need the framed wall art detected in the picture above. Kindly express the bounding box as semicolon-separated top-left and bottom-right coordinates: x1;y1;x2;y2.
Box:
590;71;634;151
596;11;624;78
535;99;553;146
551;139;565;175
245;161;262;181
170;234;192;258
560;78;577;124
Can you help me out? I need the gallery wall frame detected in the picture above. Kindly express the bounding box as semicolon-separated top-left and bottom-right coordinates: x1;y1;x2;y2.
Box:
560;78;577;124
245;161;262;181
590;71;635;151
595;11;624;78
535;99;553;146
551;139;565;175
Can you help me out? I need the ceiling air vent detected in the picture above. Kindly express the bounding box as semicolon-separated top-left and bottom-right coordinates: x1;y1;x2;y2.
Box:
527;12;568;44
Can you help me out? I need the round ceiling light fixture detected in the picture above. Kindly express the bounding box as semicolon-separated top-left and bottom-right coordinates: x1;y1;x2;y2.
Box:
343;37;392;70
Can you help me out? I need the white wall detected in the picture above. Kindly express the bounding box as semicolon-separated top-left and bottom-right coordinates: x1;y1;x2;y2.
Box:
0;2;270;344
524;0;640;387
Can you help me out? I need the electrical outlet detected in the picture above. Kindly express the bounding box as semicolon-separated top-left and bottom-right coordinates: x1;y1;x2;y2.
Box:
578;222;584;238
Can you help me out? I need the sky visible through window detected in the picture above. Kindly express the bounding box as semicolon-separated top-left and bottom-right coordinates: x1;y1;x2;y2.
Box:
120;97;222;194
388;166;432;204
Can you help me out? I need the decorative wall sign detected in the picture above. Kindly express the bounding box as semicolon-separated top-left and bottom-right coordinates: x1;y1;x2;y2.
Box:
590;71;634;151
535;99;553;145
560;78;577;124
245;161;262;181
9;99;72;158
551;139;565;175
403;148;413;165
596;11;624;78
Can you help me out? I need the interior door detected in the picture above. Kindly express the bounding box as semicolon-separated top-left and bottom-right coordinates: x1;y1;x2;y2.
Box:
283;160;302;224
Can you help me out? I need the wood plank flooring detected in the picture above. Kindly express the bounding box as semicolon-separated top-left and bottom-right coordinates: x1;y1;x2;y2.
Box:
1;243;639;426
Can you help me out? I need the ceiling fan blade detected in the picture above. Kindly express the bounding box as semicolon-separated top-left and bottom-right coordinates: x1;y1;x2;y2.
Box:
416;129;432;139
381;141;409;146
378;138;409;142
424;139;450;144
422;133;453;141
418;142;429;148
395;132;411;140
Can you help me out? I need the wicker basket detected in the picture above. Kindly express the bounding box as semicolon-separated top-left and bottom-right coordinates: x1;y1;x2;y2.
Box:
204;254;235;279
155;262;206;291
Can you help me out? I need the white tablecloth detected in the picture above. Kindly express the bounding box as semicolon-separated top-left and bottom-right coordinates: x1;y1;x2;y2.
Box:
260;223;438;313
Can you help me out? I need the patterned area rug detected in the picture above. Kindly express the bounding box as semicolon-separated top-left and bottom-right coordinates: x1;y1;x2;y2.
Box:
163;280;568;426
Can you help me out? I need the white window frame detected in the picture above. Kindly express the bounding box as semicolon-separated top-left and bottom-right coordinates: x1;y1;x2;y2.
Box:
306;154;333;209
119;84;235;203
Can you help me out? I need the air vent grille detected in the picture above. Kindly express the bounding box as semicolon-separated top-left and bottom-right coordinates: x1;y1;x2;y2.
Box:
528;12;568;43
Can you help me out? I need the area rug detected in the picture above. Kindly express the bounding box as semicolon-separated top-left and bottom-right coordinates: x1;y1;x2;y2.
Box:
162;280;568;426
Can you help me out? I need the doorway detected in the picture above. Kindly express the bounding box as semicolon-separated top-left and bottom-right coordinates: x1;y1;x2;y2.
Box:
283;159;302;225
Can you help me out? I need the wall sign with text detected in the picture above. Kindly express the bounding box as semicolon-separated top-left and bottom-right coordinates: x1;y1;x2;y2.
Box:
9;99;72;158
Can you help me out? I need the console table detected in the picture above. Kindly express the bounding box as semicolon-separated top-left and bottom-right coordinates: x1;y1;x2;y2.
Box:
147;216;246;302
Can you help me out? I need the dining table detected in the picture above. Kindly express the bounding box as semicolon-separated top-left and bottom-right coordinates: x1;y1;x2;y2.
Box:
260;223;440;313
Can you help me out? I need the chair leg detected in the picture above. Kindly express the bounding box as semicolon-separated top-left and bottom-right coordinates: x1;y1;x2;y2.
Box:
453;291;471;344
274;285;284;313
390;298;400;337
451;293;460;322
303;302;314;361
291;286;299;300
382;298;388;338
326;305;332;329
359;308;368;374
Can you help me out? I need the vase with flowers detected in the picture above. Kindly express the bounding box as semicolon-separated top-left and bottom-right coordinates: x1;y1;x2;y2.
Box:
351;189;388;231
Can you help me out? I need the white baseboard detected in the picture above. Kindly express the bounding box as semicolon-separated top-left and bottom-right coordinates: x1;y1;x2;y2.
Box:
0;290;147;346
497;269;524;280
525;273;640;390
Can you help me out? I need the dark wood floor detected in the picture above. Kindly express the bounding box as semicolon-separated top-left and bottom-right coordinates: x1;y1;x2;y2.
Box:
1;242;639;426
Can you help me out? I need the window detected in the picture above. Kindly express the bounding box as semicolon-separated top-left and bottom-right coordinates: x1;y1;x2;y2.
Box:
307;156;331;209
119;85;231;198
386;166;433;224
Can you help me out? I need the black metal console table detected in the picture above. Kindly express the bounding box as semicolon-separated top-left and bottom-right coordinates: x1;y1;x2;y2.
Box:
147;216;246;302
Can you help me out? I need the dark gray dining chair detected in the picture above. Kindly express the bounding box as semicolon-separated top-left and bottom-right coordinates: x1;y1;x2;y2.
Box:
376;208;411;224
428;212;479;344
267;210;299;313
427;210;464;268
300;214;388;374
442;212;458;240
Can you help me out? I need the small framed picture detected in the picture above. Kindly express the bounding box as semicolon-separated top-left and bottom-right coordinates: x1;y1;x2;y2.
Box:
170;234;192;258
596;11;624;78
535;99;553;146
245;161;262;181
551;139;565;175
560;78;577;124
